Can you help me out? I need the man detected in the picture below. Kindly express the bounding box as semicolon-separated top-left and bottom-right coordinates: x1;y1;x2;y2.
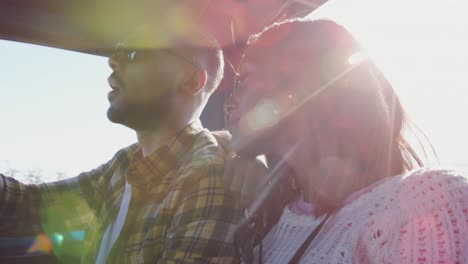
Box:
0;30;238;263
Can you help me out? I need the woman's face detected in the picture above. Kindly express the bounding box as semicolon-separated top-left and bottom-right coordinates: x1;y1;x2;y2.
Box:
225;41;364;205
225;33;351;156
225;41;299;156
225;21;396;208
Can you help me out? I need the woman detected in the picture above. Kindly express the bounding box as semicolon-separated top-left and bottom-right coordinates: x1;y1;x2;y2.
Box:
224;19;468;263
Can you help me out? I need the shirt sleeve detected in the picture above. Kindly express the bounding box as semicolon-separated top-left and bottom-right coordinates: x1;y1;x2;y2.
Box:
0;155;118;237
159;164;239;264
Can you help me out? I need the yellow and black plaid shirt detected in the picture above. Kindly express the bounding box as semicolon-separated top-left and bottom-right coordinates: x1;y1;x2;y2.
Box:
0;120;238;263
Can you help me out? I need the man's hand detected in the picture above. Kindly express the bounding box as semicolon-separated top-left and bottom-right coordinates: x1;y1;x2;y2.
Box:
212;131;268;207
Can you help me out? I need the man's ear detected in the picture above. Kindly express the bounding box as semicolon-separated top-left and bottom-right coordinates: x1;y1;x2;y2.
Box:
181;68;207;96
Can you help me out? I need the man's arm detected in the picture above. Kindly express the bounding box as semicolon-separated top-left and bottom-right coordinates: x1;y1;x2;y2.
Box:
0;167;111;262
160;164;239;264
0;169;105;238
0;174;42;236
0;148;126;237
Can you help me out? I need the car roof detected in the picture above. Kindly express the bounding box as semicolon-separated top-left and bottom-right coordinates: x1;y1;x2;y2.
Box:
0;0;327;56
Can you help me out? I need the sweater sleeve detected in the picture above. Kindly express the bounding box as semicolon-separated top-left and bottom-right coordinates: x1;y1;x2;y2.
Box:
356;169;468;263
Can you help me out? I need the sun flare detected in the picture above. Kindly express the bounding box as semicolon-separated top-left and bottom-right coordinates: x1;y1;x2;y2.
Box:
309;0;468;166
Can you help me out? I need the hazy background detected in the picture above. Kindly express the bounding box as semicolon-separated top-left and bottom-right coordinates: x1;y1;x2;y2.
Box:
1;0;467;182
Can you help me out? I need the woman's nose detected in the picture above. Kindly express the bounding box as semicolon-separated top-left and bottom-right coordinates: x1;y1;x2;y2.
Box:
224;93;241;131
224;93;239;118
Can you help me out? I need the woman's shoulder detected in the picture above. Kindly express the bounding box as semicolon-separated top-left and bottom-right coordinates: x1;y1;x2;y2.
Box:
361;168;468;200
390;168;468;206
400;167;468;187
394;168;467;212
349;168;468;263
342;167;468;221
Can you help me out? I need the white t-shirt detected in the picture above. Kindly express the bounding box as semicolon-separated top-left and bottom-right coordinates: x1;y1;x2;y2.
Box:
96;181;132;264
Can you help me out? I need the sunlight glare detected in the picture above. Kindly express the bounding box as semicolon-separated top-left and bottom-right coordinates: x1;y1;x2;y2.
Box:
243;99;281;133
348;51;366;65
309;0;468;167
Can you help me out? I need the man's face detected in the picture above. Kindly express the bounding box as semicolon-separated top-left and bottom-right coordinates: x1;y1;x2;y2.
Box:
107;47;193;130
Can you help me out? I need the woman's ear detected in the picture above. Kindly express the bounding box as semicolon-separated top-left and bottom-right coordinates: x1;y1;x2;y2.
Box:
181;68;207;96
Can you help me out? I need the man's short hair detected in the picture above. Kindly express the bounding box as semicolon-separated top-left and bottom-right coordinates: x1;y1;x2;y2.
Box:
182;31;224;96
194;46;224;95
124;23;224;95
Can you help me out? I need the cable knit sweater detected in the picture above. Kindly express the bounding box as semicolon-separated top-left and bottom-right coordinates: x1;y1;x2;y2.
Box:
252;168;468;263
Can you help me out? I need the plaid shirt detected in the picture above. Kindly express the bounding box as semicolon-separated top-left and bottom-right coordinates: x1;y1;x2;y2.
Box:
0;120;239;263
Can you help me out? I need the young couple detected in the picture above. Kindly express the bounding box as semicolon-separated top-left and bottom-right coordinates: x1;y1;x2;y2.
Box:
1;18;467;263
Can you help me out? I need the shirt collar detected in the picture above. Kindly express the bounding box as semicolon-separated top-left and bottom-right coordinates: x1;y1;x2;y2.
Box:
126;120;204;188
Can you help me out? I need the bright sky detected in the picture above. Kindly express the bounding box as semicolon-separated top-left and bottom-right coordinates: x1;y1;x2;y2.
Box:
309;0;468;167
0;43;135;181
1;0;467;181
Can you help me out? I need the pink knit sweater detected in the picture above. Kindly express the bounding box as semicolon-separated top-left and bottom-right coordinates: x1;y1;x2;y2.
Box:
253;168;468;263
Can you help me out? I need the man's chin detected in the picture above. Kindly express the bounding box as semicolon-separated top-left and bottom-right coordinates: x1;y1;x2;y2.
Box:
107;107;127;125
106;107;167;131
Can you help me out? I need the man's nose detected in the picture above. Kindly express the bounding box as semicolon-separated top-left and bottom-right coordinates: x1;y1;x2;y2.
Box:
108;55;122;72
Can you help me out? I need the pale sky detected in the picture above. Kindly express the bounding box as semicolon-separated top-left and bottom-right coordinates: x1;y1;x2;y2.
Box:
0;42;135;181
309;0;468;167
1;0;467;182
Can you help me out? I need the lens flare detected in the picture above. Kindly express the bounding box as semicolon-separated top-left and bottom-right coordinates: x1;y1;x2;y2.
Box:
243;99;281;133
348;51;366;65
51;233;64;245
27;233;53;254
70;230;85;241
